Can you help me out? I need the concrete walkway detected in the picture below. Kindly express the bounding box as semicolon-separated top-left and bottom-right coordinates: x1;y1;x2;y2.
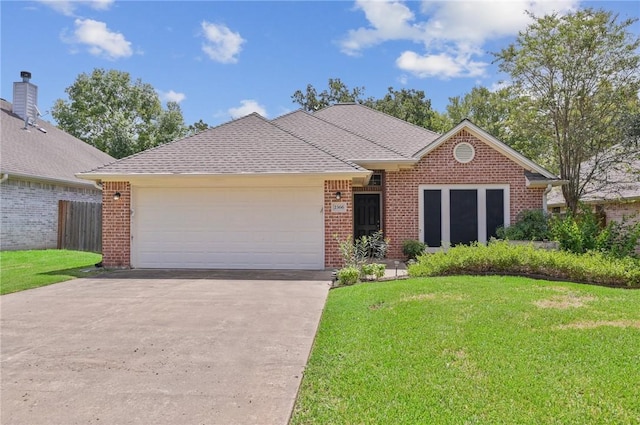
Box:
1;270;331;425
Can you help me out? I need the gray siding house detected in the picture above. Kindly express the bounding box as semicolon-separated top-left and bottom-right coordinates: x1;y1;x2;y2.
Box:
0;72;114;250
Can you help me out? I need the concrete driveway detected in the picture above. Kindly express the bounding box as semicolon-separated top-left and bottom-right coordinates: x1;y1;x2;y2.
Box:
1;269;331;425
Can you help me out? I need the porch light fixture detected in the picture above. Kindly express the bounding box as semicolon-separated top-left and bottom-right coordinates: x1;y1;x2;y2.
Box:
335;191;342;200
113;192;121;201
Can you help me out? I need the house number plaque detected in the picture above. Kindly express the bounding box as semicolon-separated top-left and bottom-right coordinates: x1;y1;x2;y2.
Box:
331;202;347;213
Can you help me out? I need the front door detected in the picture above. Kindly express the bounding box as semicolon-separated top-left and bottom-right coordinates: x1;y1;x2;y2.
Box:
354;194;381;238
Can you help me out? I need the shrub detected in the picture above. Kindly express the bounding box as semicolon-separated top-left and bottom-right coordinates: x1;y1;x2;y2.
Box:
337;266;361;286
595;219;640;259
496;209;550;241
549;206;639;258
407;240;640;287
337;231;389;268
361;263;386;280
402;239;426;260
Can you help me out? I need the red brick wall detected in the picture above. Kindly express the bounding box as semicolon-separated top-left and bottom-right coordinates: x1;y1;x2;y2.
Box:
324;180;353;268
102;182;131;268
384;130;545;258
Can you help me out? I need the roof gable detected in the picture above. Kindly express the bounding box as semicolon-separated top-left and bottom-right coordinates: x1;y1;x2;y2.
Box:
80;113;366;177
416;119;558;179
0;99;114;186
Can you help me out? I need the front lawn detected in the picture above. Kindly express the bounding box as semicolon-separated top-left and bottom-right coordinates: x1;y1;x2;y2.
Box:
291;276;640;424
0;250;103;295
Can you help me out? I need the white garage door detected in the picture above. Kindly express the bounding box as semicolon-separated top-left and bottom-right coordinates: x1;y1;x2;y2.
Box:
133;187;324;269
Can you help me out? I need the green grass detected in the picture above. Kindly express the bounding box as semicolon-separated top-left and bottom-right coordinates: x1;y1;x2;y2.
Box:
0;250;103;295
291;276;640;425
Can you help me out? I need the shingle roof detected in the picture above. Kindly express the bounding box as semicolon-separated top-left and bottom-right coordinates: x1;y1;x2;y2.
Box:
313;103;440;157
0;99;114;186
81;113;365;176
272;110;408;161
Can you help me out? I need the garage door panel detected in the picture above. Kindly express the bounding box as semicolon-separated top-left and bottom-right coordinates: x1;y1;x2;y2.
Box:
133;187;324;269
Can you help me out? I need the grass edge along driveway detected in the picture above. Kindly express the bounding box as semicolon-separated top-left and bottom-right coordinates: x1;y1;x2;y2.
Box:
0;250;103;295
291;276;640;425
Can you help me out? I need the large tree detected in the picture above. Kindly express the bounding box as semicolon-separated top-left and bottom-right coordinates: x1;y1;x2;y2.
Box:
52;68;187;159
495;9;640;213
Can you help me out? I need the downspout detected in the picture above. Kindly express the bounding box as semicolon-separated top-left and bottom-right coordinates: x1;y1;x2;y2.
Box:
542;184;552;213
0;173;8;184
92;181;102;190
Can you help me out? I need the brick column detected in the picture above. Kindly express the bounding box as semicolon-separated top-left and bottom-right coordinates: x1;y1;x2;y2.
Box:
324;180;353;268
102;182;131;268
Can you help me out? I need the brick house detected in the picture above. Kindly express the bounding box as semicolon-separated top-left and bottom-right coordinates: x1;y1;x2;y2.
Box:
78;103;561;269
0;73;114;250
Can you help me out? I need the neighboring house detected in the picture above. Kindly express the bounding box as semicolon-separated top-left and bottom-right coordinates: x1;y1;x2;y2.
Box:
0;72;114;250
547;145;640;226
78;104;562;270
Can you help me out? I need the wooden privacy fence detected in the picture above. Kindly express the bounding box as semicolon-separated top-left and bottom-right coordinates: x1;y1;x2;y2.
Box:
57;200;102;252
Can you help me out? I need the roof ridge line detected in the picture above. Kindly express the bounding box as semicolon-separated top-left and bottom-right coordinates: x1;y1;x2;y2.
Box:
269;116;367;172
307;110;411;159
321;102;442;139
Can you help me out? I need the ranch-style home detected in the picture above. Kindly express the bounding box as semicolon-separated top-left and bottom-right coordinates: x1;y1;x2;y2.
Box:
78;103;562;270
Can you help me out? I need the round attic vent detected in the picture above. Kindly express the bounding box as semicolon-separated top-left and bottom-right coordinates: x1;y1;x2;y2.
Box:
453;142;475;163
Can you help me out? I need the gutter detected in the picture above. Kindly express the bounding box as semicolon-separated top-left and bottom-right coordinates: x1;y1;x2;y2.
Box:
542;184;553;212
1;171;97;189
0;173;8;184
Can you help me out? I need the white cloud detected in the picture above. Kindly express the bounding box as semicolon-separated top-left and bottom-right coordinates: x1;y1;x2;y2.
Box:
396;51;487;79
65;18;133;60
200;21;245;64
341;0;578;79
228;100;267;119
37;0;114;16
158;90;186;104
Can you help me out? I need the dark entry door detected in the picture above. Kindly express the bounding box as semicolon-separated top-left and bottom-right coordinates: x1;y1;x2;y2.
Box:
354;194;381;238
450;189;478;245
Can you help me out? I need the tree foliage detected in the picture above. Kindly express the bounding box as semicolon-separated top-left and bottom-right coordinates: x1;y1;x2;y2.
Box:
52;68;188;159
291;79;447;132
445;86;553;165
495;9;640;213
363;87;448;132
187;119;210;136
291;78;365;111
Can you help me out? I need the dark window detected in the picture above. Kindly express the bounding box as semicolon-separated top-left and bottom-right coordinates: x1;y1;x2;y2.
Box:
423;190;441;247
486;189;504;240
369;173;382;186
450;190;478;245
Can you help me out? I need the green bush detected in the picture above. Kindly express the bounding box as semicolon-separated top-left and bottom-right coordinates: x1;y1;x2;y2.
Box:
407;240;640;287
549;206;639;258
402;239;426;260
337;266;360;286
497;209;550;241
361;263;386;280
595;219;640;258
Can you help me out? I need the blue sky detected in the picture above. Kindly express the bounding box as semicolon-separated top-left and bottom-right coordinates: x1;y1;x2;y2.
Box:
2;0;639;127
